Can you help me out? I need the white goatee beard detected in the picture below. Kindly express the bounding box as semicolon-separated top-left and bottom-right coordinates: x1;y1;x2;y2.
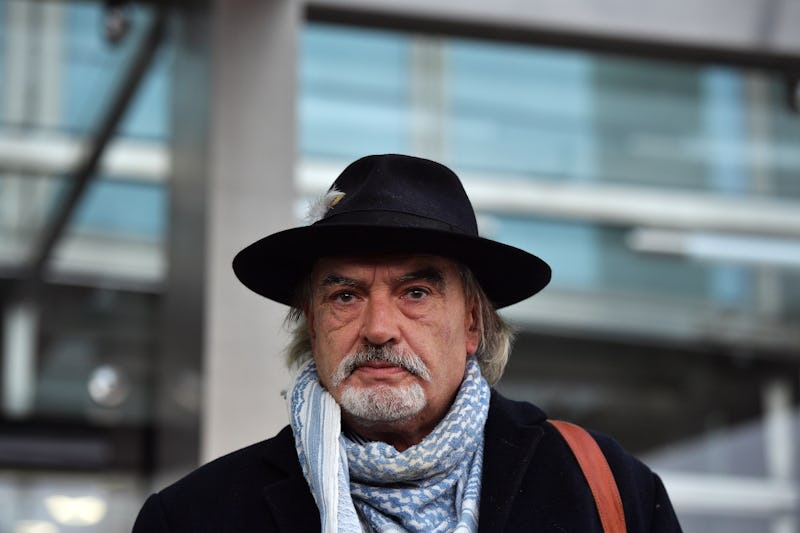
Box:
340;382;426;423
331;345;430;423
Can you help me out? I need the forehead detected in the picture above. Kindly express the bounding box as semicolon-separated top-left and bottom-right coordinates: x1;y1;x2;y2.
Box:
311;254;461;281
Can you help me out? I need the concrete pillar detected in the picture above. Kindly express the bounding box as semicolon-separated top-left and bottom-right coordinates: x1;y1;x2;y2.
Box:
202;0;299;462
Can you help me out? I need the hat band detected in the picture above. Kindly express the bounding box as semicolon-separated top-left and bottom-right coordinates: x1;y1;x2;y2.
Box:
316;209;474;236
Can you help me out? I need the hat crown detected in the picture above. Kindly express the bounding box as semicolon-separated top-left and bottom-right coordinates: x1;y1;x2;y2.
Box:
317;154;479;236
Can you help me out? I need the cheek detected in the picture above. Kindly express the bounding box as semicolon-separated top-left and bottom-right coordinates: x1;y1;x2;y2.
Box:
311;311;359;374
315;305;361;335
417;318;468;374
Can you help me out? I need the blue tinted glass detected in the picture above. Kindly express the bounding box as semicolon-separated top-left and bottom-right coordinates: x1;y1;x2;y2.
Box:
449;41;595;178
72;179;166;239
300;24;410;159
703;68;749;195
118;46;170;140
490;216;714;298
485;216;600;290
64;3;169;139
299;23;798;314
0;5;6;124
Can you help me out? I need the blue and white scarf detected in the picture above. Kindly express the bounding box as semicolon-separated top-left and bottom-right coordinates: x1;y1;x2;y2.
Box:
290;356;490;533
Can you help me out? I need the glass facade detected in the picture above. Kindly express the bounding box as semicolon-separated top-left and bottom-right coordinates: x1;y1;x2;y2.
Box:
0;2;169;277
300;23;800;334
1;2;168;531
0;2;798;531
300;22;800;532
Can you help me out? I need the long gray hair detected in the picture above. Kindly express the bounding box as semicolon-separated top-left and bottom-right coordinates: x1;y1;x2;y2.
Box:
283;263;514;386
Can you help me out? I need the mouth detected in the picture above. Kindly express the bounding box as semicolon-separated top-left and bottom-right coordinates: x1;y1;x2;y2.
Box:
330;346;432;387
352;361;407;378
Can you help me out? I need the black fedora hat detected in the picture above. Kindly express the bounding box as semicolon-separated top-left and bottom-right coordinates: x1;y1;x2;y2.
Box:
233;154;551;308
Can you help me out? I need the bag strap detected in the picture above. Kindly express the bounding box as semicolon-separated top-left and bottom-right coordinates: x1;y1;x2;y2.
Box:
549;419;627;533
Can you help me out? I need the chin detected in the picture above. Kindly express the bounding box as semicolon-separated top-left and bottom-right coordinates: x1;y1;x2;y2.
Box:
339;382;426;423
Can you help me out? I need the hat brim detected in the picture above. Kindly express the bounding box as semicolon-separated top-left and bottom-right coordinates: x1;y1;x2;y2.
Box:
233;224;550;309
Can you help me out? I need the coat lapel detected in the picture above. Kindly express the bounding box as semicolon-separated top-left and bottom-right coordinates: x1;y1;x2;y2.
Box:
479;391;545;532
262;476;320;532
260;426;321;532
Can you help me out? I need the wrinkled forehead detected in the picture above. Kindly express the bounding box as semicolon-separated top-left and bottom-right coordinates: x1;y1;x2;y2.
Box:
311;253;460;274
310;253;462;283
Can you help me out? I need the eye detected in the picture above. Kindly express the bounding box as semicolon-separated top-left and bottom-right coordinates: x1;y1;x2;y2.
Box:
332;291;358;304
405;287;430;300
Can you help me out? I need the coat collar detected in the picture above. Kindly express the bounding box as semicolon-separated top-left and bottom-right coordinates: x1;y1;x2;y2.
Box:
479;390;547;532
260;426;321;532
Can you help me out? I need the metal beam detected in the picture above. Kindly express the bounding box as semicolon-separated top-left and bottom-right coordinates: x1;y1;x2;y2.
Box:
659;472;799;515
20;7;166;289
503;288;800;354
306;0;800;72
0;130;168;182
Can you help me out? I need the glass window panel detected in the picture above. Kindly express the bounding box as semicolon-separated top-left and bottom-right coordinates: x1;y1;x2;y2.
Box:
0;4;6;124
487;216;715;298
300;24;411;159
449;46;800;198
0;2;170;272
63;3;169;139
72;180;166;240
449;41;596;177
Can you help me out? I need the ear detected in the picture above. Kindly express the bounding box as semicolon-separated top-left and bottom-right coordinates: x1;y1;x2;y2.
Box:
464;298;481;356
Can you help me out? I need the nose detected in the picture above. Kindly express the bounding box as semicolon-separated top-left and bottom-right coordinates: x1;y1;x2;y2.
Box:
361;293;400;346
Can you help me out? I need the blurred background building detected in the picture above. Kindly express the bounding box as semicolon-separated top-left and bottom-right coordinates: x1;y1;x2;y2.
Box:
0;0;799;531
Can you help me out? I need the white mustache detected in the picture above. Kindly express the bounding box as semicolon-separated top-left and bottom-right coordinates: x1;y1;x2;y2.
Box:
331;345;431;387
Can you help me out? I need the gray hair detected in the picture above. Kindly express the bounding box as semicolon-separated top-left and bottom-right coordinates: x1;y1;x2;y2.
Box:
284;264;515;386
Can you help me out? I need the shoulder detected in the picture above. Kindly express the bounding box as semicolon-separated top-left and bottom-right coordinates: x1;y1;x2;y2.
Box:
484;390;681;532
164;425;298;496
487;390;651;479
487;388;548;425
133;426;307;532
584;429;680;531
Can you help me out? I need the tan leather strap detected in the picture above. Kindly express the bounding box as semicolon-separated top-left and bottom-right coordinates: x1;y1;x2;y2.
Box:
549;420;627;533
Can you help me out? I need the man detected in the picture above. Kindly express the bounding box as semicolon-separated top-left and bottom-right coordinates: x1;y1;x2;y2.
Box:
134;154;681;532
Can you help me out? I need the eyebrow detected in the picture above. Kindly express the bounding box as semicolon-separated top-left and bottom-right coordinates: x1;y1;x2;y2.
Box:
396;268;446;291
319;273;361;289
317;267;447;292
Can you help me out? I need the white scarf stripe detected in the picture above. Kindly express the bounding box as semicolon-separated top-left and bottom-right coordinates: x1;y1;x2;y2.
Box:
290;362;361;532
290;357;490;533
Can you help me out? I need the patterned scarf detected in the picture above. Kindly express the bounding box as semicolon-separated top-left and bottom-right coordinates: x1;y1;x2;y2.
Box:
290;356;490;533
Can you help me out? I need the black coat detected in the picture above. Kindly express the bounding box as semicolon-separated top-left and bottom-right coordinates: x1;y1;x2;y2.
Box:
133;391;681;532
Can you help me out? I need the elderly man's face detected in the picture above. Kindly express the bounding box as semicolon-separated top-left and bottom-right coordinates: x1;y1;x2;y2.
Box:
307;254;480;447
